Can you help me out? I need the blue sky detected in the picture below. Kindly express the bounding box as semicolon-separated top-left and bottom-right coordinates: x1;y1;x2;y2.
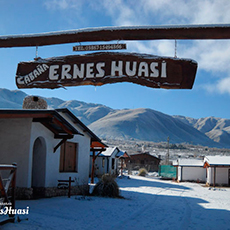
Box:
1;0;230;118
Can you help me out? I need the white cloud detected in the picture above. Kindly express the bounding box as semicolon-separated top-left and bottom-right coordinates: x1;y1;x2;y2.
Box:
216;77;230;94
179;40;230;73
44;0;83;10
204;76;230;95
192;0;230;24
97;0;145;26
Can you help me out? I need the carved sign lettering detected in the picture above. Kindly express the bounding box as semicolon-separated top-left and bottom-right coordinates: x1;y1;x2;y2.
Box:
15;52;197;89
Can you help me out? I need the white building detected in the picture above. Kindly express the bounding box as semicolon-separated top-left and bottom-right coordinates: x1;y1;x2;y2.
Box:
204;155;230;186
0;108;103;198
90;147;121;177
173;158;206;182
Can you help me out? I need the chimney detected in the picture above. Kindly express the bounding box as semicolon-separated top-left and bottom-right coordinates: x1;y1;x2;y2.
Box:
22;95;48;109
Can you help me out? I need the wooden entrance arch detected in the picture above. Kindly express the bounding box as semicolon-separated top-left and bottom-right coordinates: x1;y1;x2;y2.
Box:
0;24;230;47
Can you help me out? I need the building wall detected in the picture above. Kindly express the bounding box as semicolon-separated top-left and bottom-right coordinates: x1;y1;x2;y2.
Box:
90;149;119;177
30;122;91;188
66;132;91;185
57;111;91;185
30;122;59;188
93;157;109;176
90;156;119;177
180;167;206;182
0;118;32;187
129;154;160;172
207;167;230;185
108;148;119;175
177;166;181;181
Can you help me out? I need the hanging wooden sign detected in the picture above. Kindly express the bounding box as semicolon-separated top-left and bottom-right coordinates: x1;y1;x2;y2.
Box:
15;52;197;89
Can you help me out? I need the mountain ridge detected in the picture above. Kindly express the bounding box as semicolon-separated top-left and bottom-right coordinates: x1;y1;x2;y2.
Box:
0;88;229;148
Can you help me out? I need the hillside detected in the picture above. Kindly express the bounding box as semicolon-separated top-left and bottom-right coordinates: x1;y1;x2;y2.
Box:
0;88;230;148
0;88;114;126
174;115;230;148
88;108;221;147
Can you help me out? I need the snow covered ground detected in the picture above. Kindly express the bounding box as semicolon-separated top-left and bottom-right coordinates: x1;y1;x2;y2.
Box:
1;175;230;230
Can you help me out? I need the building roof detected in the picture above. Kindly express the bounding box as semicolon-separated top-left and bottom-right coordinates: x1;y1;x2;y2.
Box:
99;147;119;157
0;109;82;139
0;108;107;147
56;108;106;147
130;152;161;160
116;150;125;157
173;158;204;167
90;147;120;157
204;155;230;166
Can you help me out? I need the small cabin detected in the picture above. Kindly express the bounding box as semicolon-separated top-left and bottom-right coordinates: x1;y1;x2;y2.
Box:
173;158;206;182
90;147;121;177
204;155;230;186
128;152;161;172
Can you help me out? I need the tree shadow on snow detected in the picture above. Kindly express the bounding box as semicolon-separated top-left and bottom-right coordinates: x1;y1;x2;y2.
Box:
111;183;230;230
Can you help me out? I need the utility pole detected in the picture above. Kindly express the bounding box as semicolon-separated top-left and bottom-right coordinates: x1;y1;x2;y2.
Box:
166;136;170;165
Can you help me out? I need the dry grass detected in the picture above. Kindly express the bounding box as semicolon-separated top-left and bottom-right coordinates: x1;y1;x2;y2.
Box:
92;174;120;198
138;168;148;177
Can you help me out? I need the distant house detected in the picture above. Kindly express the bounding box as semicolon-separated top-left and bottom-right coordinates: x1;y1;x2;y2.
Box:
0;108;103;199
173;158;206;182
204;155;230;186
128;152;161;172
90;147;122;177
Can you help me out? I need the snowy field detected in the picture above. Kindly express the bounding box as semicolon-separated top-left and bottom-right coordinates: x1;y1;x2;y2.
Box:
1;175;230;230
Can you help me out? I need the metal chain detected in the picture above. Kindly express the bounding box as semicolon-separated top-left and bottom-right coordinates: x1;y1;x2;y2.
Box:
174;40;177;58
35;46;38;59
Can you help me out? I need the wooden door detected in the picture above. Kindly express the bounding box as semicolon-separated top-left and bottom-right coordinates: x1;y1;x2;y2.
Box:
60;142;77;172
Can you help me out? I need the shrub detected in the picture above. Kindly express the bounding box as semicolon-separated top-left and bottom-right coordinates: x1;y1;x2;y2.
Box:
138;168;148;177
92;174;120;198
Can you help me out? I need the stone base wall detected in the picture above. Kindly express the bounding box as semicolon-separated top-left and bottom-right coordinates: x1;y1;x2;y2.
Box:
16;185;89;200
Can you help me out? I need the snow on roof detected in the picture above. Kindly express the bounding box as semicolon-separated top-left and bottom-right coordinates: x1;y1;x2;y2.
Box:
99;147;119;157
174;158;204;167
116;150;125;157
130;152;160;159
204;155;230;166
2;24;230;39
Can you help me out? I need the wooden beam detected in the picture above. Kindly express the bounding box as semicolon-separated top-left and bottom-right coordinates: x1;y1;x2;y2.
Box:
0;176;9;204
0;113;53;119
52;117;74;135
1;24;230;48
213;166;216;187
53;138;67;153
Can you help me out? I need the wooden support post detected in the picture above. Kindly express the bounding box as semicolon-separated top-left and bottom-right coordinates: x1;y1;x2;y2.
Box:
90;150;104;184
10;163;17;211
91;151;96;184
213;166;216;187
0;176;9;204
68;177;71;198
58;177;74;198
0;163;17;223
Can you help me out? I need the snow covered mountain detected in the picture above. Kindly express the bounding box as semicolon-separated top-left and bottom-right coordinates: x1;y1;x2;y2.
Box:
88;108;222;147
0;88;229;148
174;116;230;148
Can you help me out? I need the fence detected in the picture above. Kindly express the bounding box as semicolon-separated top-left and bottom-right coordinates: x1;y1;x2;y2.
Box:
0;163;17;225
158;165;176;179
